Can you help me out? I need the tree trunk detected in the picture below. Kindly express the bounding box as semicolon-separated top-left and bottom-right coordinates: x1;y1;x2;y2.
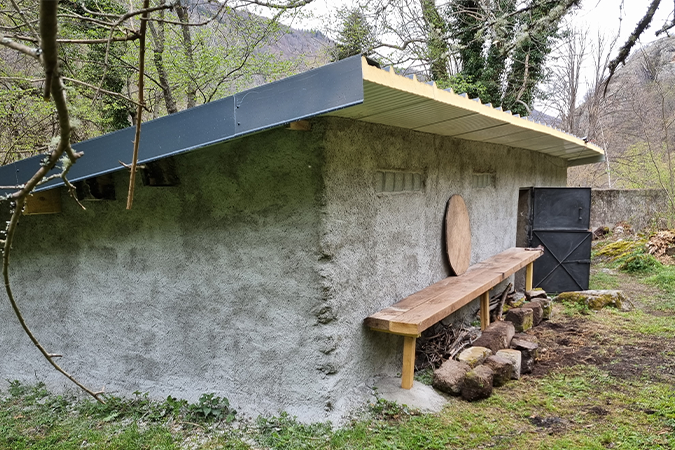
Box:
147;2;178;114
419;0;450;83
176;2;196;109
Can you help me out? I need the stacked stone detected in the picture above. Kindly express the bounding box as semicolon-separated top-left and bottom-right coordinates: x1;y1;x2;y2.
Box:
432;289;550;401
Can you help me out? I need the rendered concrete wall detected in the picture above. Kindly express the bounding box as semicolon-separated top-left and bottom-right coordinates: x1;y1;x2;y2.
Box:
0;117;567;422
317;118;567;400
591;189;669;232
0;125;332;421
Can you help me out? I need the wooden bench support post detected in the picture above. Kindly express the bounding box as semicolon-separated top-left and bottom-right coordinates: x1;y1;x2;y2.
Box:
401;336;416;389
526;262;534;291
480;291;490;330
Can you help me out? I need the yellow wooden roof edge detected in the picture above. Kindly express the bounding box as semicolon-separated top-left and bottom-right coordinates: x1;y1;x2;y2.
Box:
359;57;605;159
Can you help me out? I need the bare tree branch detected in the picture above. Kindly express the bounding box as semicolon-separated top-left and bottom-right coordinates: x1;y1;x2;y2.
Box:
0;36;40;58
604;0;662;95
2;0;103;404
12;33;140;44
9;0;38;41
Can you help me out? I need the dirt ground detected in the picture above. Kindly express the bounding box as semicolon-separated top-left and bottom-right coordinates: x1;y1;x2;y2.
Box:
529;271;675;384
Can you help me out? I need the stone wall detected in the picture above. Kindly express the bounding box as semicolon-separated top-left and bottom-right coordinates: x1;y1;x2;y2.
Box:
591;189;669;232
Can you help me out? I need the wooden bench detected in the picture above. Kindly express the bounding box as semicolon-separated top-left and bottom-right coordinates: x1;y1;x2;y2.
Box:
364;247;543;389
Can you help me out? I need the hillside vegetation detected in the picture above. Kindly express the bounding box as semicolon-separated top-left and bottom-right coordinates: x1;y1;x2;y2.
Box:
569;36;675;222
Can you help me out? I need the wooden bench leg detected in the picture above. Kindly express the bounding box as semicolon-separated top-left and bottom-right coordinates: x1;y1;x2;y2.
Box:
480;291;490;330
401;336;416;389
526;262;534;291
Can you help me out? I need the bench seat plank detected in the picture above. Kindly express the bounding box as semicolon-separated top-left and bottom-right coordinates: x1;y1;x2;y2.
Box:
364;248;541;336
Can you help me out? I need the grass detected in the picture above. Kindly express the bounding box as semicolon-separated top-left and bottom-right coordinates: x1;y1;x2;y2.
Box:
2;243;675;449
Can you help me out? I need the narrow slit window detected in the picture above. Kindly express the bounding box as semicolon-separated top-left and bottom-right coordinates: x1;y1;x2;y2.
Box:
142;158;180;186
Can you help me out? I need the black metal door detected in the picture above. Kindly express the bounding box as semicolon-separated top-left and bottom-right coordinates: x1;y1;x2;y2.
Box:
529;188;592;293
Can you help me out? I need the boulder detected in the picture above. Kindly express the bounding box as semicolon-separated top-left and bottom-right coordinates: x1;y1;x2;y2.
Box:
484;355;513;387
432;359;471;396
457;346;492;368
513;333;538;344
496;349;522;379
511;338;539;374
525;290;548;301
461;365;494;401
554;290;629;311
505;307;533;332
521;301;543;326
472;321;515;354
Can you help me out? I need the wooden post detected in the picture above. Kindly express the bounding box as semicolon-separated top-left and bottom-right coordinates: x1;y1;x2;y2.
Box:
401;336;416;389
24;188;61;215
480;291;490;330
526;262;534;291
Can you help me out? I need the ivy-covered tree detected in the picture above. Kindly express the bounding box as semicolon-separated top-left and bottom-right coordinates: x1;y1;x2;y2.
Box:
350;0;580;116
445;0;569;115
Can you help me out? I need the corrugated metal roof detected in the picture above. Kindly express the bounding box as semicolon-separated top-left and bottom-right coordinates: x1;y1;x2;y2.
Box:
0;55;603;196
328;58;604;165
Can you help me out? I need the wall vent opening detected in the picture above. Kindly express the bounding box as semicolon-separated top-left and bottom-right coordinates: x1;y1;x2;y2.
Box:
375;171;424;193
75;174;116;201
472;172;495;189
142;158;180;186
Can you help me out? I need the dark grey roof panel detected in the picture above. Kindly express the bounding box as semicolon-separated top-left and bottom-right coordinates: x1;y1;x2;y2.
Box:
234;56;364;134
0;55;365;197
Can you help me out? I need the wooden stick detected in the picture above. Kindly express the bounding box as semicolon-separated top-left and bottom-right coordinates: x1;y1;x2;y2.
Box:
126;0;149;210
496;282;512;320
401;336;416;389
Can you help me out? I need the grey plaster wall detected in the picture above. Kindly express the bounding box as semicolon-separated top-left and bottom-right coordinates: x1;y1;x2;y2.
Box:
317;118;567;403
0;117;567;422
591;189;669;232
0;125;332;421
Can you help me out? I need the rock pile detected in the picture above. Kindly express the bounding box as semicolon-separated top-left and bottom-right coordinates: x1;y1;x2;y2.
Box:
432;292;550;401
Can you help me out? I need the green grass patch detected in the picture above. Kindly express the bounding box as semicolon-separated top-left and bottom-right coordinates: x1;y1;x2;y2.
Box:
0;382;241;450
2;370;673;450
646;265;675;295
589;270;620;290
619;253;662;274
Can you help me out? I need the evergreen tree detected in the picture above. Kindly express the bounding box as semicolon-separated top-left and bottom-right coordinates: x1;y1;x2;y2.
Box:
333;9;376;61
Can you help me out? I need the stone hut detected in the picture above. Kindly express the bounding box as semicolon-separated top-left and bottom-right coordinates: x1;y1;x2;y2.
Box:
0;56;604;421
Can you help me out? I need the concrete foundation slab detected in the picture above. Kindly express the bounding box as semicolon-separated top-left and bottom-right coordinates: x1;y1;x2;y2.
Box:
373;377;448;413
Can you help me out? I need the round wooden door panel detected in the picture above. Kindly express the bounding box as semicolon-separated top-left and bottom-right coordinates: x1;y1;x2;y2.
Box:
445;194;471;276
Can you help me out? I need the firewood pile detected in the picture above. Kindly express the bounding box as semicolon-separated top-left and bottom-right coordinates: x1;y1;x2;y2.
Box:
416;324;481;370
415;284;524;371
646;230;675;264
